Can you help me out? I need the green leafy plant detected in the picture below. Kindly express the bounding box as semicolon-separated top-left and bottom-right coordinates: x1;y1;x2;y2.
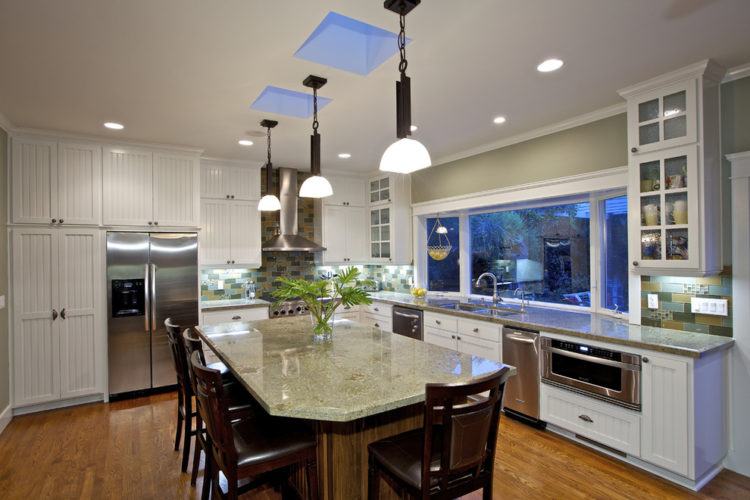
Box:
272;267;374;335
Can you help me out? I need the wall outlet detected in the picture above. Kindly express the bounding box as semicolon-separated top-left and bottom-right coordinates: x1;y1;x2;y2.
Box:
691;297;728;316
647;293;659;309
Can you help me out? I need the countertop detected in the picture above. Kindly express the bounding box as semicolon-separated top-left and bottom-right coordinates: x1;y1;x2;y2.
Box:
195;316;515;422
368;292;734;358
200;298;270;311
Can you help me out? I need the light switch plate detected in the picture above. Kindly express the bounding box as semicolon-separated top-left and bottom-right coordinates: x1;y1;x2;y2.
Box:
691;297;728;316
647;293;659;309
0;295;4;309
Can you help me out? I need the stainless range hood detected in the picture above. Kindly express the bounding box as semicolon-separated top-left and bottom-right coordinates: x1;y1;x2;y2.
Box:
262;167;326;252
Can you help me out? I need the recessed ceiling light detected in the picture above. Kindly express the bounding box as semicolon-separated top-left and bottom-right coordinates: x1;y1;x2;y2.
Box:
104;122;124;130
537;58;564;73
238;139;254;146
493;116;507;125
410;125;418;132
338;153;351;159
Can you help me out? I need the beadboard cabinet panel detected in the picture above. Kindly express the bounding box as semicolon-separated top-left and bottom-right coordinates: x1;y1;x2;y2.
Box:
200;161;260;201
11;138;57;224
200;200;232;265
57;142;101;225
229;201;262;267
152;152;199;227
102;147;154;226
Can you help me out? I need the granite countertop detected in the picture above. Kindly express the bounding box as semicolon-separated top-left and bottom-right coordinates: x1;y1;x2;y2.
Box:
200;298;270;311
368;292;734;358
195;316;515;422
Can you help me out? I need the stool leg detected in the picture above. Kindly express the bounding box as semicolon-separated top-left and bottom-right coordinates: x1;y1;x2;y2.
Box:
201;447;212;500
174;390;183;451
368;453;379;500
305;456;319;500
191;433;201;485
483;481;493;500
181;394;193;472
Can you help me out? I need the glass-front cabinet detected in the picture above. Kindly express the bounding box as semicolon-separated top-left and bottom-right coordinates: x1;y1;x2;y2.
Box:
369;206;392;261
627;79;697;155
369;176;391;205
631;145;698;270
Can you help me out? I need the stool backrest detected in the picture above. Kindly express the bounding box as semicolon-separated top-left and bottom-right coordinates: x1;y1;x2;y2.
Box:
182;328;206;396
423;367;512;494
190;350;237;470
165;318;189;394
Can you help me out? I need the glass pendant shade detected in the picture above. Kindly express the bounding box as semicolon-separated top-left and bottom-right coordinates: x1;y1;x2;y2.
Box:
257;194;281;212
299;175;333;198
379;137;431;174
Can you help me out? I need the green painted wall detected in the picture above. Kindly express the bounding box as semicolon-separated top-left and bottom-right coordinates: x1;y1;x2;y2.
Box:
0;126;8;411
722;76;750;154
411;113;628;203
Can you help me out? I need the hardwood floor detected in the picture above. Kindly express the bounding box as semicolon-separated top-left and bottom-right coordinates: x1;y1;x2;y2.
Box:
0;391;747;499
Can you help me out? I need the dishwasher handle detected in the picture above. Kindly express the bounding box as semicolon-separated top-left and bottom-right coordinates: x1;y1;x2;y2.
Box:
504;334;536;344
393;310;421;320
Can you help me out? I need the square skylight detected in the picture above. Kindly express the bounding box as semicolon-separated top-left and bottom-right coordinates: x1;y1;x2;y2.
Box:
250;86;332;119
294;11;410;76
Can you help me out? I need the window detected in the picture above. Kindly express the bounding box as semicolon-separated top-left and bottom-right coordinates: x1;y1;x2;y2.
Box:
470;202;591;306
602;195;629;312
426;217;460;292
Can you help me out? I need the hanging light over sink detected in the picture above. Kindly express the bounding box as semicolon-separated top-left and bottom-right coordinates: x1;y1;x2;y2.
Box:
299;75;334;198
257;119;281;212
379;0;431;174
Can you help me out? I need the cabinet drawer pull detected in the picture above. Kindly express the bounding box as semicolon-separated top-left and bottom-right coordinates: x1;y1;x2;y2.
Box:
435;320;441;325
473;327;479;333
373;307;379;312
578;414;594;423
231;315;241;320
374;323;380;328
456;336;462;340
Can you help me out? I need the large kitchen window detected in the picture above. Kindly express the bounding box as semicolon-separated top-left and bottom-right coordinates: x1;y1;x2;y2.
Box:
426;216;460;292
470;202;591;306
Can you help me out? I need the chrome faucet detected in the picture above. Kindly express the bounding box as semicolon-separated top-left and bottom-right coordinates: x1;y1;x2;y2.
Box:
476;272;501;304
514;288;529;313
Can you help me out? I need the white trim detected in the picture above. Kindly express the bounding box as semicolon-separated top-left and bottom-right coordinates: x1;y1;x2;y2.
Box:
432;103;626;167
412;166;628;216
723;62;750;83
0;404;11;435
12;393;104;416
9;127;204;154
200;156;263;168
618;59;725;98
0;112;12;132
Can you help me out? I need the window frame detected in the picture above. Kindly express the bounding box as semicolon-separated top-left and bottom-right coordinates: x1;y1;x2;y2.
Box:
415;190;630;320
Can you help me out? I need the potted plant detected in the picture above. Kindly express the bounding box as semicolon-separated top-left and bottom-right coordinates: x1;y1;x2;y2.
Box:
272;267;374;337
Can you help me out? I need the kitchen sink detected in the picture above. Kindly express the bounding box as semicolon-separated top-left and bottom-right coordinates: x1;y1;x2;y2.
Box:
435;301;519;318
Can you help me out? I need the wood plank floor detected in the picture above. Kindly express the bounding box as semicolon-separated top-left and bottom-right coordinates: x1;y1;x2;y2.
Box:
0;391;747;499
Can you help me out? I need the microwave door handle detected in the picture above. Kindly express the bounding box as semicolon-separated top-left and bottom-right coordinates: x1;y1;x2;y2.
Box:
546;346;640;370
393;311;421;320
144;264;150;333
150;263;157;333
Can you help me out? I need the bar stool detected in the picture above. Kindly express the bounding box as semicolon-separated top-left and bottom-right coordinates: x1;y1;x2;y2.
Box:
367;367;512;499
190;350;320;500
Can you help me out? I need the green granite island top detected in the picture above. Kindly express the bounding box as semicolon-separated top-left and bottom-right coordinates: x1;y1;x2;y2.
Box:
368;292;734;358
195;316;515;422
200;298;270;311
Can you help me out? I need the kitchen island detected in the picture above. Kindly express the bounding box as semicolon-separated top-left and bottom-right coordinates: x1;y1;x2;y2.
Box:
195;316;514;499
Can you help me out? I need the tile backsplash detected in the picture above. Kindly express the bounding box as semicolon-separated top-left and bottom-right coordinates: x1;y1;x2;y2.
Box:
640;267;732;337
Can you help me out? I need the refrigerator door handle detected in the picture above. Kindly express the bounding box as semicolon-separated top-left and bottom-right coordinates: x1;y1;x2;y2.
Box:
144;264;151;332
150;263;157;332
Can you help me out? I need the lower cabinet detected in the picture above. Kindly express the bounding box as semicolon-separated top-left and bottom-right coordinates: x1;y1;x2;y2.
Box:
201;307;268;325
12;228;104;407
361;301;392;332
422;312;502;362
335;305;361;322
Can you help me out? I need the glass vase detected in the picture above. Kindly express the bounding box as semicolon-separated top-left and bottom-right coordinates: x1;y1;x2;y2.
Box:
310;313;333;339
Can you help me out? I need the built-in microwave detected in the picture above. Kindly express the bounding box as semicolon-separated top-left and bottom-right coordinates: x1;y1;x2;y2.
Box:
541;338;641;411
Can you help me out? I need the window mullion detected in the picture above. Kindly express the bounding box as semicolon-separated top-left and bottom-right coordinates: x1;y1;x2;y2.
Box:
459;212;470;296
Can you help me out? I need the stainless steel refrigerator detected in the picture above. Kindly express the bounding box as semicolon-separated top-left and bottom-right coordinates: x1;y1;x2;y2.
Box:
107;232;198;397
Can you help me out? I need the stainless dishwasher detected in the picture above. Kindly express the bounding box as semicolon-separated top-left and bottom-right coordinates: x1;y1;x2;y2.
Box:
502;326;542;424
392;306;423;340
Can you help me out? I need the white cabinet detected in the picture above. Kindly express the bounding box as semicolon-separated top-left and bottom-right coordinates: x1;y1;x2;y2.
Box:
620;60;724;276
200;160;260;201
12;228;103;407
201;307;268;325
360;301;392;333
641;354;690;476
11;137;101;225
103;146;200;227
325;175;366;207
422;311;502;362
199;199;261;267
321;205;367;264
368;174;412;265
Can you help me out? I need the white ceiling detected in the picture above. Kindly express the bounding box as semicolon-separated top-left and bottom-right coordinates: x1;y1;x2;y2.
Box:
1;0;749;172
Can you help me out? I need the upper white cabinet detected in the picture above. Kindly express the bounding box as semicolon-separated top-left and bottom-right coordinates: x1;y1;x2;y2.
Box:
368;173;412;265
103;147;200;227
325;175;366;207
620;60;724;276
199;199;261;268
11;137;101;225
200;159;261;201
321;204;367;264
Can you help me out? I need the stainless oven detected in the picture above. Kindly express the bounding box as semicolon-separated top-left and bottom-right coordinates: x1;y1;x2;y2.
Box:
541;338;641;411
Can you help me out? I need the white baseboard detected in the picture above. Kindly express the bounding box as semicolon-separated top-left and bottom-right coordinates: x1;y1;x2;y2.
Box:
0;404;12;435
12;394;104;416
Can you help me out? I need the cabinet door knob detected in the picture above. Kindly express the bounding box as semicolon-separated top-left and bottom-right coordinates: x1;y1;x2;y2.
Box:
60;308;66;320
154;221;158;225
227;260;231;264
52;309;58;321
51;218;57;223
148;221;153;225
578;414;594;423
374;323;380;328
226;195;230;199
231;195;235;199
451;335;456;339
631;147;638;153
435;320;441;325
59;219;64;224
473;328;479;333
632;261;639;267
231;260;235;264
642;357;649;363
457;336;462;340
374;307;379;312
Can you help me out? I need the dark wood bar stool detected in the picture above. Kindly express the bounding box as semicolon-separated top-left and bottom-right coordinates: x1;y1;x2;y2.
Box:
367;367;512;499
190;350;320;500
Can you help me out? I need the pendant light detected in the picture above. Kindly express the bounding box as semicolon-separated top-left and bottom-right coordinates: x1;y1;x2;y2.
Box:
257;119;281;212
299;75;334;198
380;0;431;174
427;216;451;261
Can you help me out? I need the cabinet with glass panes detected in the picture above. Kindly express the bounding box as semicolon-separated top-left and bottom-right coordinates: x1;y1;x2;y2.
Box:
367;174;412;264
620;60;724;276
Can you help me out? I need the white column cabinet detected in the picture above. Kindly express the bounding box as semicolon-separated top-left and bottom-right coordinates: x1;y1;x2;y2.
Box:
229;201;262;266
102;146;154;226
200;200;232;265
641;354;690;477
325;175;366;207
152;152;199;227
368;174;412;265
199;199;261;267
11;137;57;225
11;228;103;407
57;142;102;226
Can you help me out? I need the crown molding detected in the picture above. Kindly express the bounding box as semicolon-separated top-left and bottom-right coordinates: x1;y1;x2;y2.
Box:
431;103;626;168
618;59;725;98
723;62;750;83
0;112;12;132
9;126;204;154
200;156;263;168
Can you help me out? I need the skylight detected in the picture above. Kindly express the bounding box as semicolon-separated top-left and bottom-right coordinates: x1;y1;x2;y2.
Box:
250;86;331;119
